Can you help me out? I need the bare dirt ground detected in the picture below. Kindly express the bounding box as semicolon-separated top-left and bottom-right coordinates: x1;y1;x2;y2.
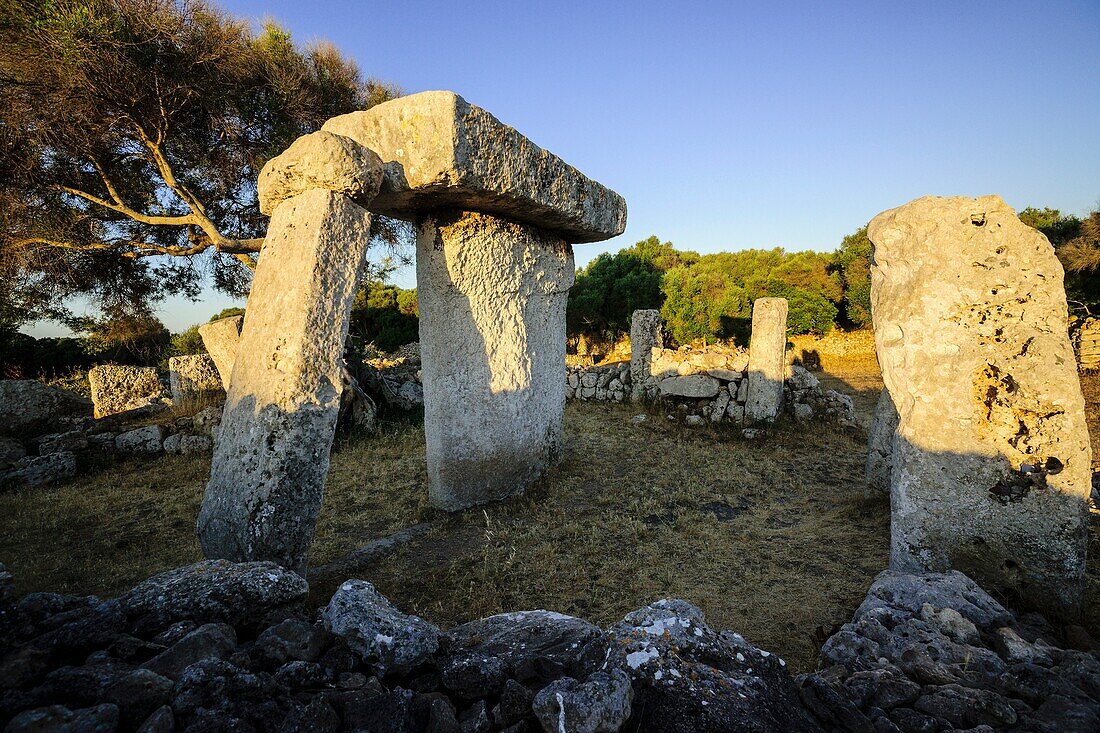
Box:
1;354;1097;674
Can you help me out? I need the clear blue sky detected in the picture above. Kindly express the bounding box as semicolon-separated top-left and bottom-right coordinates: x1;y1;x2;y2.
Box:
27;0;1100;336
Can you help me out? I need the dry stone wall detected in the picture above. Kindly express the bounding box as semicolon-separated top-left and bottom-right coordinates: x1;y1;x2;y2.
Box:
1073;317;1100;371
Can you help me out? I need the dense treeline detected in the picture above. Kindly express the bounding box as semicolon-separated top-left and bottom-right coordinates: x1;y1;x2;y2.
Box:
567;206;1099;346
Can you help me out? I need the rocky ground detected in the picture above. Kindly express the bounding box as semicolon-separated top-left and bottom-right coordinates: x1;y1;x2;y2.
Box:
0;558;1096;732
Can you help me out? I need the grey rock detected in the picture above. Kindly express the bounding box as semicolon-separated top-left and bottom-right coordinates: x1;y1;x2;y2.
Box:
162;434;182;455
119;560;307;633
323;91;626;243
993;627;1054;666
101;668;173;728
255;618;322;664
854;570;1013;629
5;704;119;732
0;436;26;466
441;652;508;699
607;599;822;732
135;705;174;733
198;189;374;572
445;610;605;686
178;435;213;454
0;381;92;439
37;431;87;456
190;406;221;437
257;130;384;215
913;684;1017;728
629;310;663;401
322;579;439;675
868;195;1092;617
3;452;76;487
793;402;814;421
658;374;720;398
865;389;898;494
532;668;633;733
114;426;164;454
141;623;236;681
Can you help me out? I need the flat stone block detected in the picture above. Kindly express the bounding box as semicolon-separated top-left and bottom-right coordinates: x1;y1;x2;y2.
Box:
323;91;626;243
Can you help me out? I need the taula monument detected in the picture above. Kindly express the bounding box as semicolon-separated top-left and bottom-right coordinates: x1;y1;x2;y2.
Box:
198;91;626;571
867;195;1092;617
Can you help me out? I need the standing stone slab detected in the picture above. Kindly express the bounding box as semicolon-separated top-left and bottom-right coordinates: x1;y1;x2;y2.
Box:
629;309;663;402
198;316;243;390
168;354;224;404
197;189;373;572
865;388;899;495
868;195;1092;616
744;298;788;423
417;210;574;511
87;365;163;418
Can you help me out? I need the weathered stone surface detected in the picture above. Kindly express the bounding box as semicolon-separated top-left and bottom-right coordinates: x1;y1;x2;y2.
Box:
114;425;164;454
197;316;243;390
141;623;236;681
607;599;822;732
868;195;1092;616
417;210;574;511
2;451;77;487
119;560;307;633
322;580;440;675
657;374;720;398
866;389;899;495
0;380;91;439
745;297;788;423
37;431;87;456
323;91;626;243
257;130;384;216
197;189;374;571
87;365;162;419
629;309;663;401
532;668;633;733
168;355;224;404
0;436;26;466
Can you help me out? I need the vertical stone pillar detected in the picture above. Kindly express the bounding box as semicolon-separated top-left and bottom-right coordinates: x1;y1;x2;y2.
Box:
869;195;1092;617
744;298;788;422
629;309;663;402
417;210;575;511
197;189;373;573
865;388;899;495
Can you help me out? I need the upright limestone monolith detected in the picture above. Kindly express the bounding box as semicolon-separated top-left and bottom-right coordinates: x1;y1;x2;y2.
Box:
629;309;663;402
865;388;899;495
744;298;788;422
868;195;1092;616
417;210;574;510
198;316;243;389
197;185;375;572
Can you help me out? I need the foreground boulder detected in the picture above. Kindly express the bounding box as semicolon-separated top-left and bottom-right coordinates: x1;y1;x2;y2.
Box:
868;195;1093;617
118;560;308;634
801;569;1100;732
606;599;823;732
0;380;91;439
87;365;162;419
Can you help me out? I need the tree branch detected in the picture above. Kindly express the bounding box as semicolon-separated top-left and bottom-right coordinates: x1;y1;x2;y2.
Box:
56;184;198;227
15;236;214;259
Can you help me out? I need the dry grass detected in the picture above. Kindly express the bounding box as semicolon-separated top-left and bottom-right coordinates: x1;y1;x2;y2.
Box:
1;360;1097;675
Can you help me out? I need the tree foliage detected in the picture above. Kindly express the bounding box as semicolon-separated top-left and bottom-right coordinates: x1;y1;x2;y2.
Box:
830;226;872;327
348;282;419;354
0;0;397;326
1018;206;1100;315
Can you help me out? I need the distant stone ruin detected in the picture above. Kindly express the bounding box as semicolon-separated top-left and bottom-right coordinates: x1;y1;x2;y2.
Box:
867;195;1092;617
628;309;663;402
197;91;626;568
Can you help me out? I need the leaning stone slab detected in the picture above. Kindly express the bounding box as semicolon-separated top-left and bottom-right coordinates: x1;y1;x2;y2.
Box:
88;364;162;419
868;195;1092;617
323;91;626;242
198;316;243;390
417;210;574;511
0;380;92;438
168;354;224;404
629;309;663;401
865;388;899;495
744;298;788;423
257;130;384;216
197;188;375;572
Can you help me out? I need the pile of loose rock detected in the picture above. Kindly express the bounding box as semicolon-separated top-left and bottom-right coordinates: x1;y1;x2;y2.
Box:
566;344;858;427
361;344;425;412
798;570;1100;732
5;557;1092;732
